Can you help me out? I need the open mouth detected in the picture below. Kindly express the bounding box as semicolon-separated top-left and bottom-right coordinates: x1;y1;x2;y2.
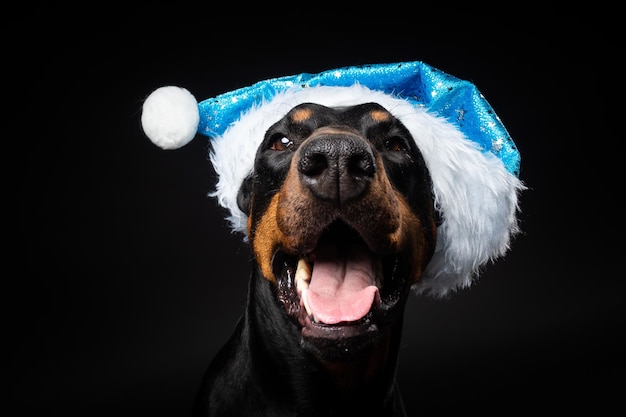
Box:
272;221;409;348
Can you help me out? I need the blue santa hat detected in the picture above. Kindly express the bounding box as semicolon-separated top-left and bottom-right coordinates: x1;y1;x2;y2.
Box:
141;61;525;297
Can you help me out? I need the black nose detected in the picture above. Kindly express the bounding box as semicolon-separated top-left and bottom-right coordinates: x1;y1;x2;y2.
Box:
297;134;376;205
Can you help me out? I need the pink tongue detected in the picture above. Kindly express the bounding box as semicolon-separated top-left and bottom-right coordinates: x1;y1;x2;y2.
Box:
301;244;378;324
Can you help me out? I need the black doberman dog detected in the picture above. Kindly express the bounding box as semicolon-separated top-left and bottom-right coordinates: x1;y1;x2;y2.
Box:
192;102;438;416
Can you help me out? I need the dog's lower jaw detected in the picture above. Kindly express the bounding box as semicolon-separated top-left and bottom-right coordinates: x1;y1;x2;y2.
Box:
313;323;399;391
242;266;408;416
301;338;407;416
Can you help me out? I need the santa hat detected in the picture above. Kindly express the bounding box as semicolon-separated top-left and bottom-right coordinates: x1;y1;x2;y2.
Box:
141;61;525;297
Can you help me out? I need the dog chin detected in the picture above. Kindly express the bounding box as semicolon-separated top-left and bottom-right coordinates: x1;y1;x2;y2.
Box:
299;318;381;361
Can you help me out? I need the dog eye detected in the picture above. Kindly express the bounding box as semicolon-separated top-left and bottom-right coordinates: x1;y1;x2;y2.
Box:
270;136;293;151
385;137;406;152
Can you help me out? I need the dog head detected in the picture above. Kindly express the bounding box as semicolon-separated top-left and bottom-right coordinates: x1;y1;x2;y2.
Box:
236;102;437;358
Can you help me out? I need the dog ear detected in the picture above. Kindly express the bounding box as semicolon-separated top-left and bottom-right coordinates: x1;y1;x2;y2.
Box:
236;173;253;216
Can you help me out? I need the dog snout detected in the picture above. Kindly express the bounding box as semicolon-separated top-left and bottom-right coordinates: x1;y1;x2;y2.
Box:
297;133;376;205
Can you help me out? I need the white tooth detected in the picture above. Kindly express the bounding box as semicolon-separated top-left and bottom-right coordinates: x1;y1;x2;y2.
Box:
295;258;311;292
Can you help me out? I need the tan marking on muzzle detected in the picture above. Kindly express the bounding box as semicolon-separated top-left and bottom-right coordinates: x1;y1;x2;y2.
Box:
249;193;285;283
250;153;321;282
387;190;437;283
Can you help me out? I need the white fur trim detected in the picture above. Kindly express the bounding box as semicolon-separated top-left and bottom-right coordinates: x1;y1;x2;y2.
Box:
209;84;524;297
141;86;199;150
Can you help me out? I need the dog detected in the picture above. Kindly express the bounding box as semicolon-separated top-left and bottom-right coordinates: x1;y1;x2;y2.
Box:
140;61;523;417
191;102;438;416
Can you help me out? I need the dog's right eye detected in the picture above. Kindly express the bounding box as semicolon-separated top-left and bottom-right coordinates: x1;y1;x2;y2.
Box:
270;135;293;151
384;136;407;152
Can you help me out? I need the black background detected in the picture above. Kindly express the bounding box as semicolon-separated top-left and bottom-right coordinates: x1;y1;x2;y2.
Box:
11;4;620;416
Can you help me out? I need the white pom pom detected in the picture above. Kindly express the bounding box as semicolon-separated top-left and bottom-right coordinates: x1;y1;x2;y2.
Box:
141;86;199;150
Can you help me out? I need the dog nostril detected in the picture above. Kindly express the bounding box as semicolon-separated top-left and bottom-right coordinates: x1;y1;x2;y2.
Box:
348;152;376;178
299;153;328;178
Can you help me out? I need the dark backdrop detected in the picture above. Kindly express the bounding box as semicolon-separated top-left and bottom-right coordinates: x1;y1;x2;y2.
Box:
11;4;619;416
